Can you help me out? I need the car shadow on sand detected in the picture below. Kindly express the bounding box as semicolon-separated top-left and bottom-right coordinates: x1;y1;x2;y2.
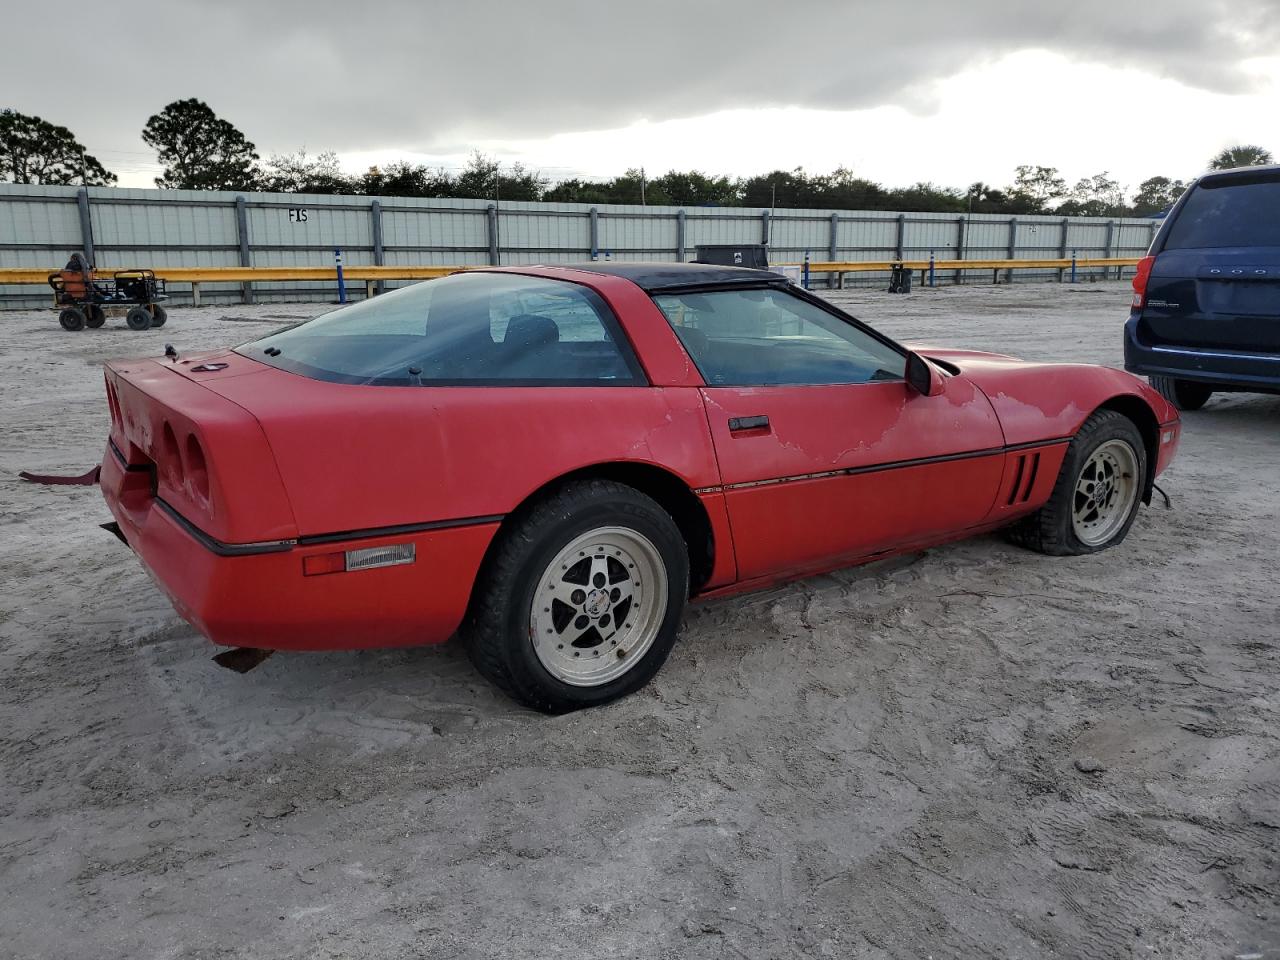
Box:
131;549;933;766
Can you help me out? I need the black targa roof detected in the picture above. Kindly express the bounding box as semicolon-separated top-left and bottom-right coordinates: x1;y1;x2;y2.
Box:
558;262;785;293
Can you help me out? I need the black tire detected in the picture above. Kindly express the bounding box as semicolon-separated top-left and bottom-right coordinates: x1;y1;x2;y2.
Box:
463;479;690;713
84;304;106;328
58;307;86;332
1004;409;1148;556
149;304;168;328
1148;375;1212;411
125;306;152;331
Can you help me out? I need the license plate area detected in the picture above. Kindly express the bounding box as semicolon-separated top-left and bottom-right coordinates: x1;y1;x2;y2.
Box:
1199;279;1280;318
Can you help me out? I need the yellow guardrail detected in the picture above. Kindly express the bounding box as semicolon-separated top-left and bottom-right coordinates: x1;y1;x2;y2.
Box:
808;257;1139;272
0;264;474;306
0;257;1140;304
0;265;466;284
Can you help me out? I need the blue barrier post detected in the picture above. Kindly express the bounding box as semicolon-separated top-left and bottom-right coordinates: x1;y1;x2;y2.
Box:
803;252;811;290
334;248;347;303
1070;250;1077;284
928;251;936;287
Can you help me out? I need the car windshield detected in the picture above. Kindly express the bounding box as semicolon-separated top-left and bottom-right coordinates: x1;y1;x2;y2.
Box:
236;272;645;386
1164;172;1280;249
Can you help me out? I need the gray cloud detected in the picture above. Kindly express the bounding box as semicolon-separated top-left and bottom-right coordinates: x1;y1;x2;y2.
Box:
4;0;1278;171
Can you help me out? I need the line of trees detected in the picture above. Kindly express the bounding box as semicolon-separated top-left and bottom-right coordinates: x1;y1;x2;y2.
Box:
2;100;1276;217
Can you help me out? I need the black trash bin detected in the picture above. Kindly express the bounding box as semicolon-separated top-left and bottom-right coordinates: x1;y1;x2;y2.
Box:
694;244;769;269
888;263;912;294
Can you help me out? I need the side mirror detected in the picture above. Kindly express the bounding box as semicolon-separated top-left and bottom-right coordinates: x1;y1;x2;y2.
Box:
905;351;945;397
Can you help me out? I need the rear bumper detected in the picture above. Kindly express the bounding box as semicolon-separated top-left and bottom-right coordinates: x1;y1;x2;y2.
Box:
101;445;498;651
1124;315;1280;392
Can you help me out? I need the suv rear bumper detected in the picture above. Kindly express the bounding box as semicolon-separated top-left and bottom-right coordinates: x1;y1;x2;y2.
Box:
1124;315;1280;392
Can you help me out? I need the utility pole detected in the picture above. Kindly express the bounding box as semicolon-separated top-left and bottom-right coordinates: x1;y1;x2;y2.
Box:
640;166;646;206
493;162;501;266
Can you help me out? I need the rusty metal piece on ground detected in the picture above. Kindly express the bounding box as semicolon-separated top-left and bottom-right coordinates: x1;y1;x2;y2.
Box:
19;465;101;485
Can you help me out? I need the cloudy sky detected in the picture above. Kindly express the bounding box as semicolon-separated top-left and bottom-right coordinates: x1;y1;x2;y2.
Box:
4;0;1279;192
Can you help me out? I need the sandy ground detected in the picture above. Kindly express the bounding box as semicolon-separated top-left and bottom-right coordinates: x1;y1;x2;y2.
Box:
1;280;1277;960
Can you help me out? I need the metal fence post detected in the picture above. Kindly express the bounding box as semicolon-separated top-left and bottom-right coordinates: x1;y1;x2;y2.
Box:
928;251;936;287
1071;250;1078;283
1104;219;1116;280
235;195;253;304
675;209;686;262
370;199;384;296
589;207;599;260
1058;217;1070;282
76;188;95;266
828;212;839;279
760;209;770;246
954;216;966;284
802;252;810;289
895;214;906;261
1005;217;1018;284
486;204;499;265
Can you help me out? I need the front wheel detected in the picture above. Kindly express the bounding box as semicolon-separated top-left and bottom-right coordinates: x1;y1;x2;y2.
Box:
125;306;152;331
58;307;86;331
463;479;689;713
149;304;168;328
1005;410;1148;556
1149;375;1212;411
85;304;106;328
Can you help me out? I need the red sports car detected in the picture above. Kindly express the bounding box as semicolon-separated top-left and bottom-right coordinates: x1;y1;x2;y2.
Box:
100;263;1181;712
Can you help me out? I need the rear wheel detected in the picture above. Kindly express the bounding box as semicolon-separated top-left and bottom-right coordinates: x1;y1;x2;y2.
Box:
1005;410;1147;556
58;307;86;331
149;304;168;328
85;304;106;328
125;306;152;331
1149;375;1212;411
463;479;689;713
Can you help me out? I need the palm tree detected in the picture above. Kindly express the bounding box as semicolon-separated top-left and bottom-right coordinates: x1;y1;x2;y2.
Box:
1208;145;1274;170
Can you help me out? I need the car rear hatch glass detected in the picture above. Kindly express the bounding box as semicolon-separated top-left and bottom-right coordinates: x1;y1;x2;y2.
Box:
1142;170;1280;352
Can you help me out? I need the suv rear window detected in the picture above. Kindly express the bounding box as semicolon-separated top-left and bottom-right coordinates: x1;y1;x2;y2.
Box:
1163;173;1280;249
237;272;645;386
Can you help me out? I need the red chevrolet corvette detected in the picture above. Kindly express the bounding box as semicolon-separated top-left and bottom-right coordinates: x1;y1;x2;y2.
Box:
100;263;1180;711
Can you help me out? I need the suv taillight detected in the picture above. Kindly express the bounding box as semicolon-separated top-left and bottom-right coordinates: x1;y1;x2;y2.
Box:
1131;255;1155;310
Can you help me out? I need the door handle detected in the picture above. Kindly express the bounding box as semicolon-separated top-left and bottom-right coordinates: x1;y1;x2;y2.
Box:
728;415;770;434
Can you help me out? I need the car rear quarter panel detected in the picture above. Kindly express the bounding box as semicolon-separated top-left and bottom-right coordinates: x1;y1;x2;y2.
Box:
104;359;298;543
203;373;722;539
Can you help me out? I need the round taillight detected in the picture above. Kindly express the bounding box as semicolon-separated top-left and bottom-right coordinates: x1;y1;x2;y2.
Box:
160;422;183;488
185;434;210;504
105;381;120;426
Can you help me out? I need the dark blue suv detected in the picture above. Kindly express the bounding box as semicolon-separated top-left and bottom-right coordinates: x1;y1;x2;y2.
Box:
1124;164;1280;409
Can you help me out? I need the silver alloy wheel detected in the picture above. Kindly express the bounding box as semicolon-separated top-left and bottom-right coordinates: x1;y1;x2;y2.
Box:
530;526;668;687
1071;439;1140;546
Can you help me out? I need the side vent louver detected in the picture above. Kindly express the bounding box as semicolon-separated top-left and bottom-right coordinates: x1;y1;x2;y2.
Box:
1006;452;1041;505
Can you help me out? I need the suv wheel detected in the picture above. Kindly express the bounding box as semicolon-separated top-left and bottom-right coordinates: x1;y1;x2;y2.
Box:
1149;376;1212;411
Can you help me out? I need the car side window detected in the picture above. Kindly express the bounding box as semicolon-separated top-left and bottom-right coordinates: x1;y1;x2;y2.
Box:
652;287;905;386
